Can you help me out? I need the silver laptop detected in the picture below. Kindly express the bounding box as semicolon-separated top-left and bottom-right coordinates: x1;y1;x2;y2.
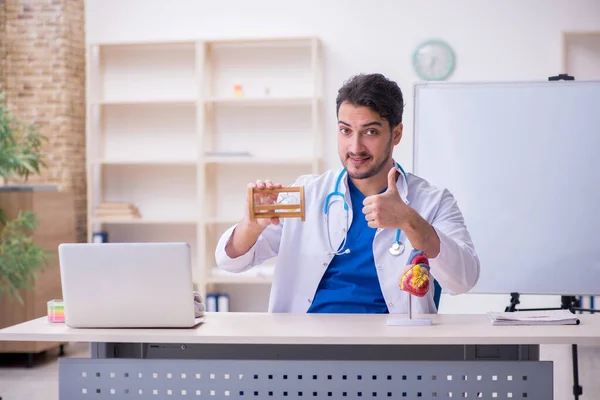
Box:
58;242;200;328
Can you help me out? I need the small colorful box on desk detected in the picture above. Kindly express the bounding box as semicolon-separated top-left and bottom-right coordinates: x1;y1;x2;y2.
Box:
47;299;65;323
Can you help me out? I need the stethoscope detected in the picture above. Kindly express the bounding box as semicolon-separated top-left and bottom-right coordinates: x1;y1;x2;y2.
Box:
323;162;408;257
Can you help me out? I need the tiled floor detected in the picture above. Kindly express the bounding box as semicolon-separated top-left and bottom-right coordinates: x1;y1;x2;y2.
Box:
0;342;89;400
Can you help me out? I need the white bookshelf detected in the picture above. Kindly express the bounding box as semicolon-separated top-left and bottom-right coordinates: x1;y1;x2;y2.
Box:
99;42;197;103
86;37;323;311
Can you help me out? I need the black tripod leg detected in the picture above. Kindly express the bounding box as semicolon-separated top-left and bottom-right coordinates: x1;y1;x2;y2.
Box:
572;344;583;400
505;292;520;312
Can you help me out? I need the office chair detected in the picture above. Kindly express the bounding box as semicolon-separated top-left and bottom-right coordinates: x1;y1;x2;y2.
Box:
433;280;442;311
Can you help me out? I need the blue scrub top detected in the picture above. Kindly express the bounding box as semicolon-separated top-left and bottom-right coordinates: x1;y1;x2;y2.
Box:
308;177;389;314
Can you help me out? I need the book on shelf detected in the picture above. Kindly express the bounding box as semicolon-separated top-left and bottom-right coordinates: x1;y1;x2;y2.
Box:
486;310;580;326
94;202;141;220
95;202;137;209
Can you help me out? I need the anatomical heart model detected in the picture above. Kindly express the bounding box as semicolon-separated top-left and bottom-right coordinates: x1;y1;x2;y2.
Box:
386;249;433;326
400;250;431;297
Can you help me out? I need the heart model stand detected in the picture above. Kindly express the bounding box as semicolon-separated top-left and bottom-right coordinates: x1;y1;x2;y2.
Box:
386;250;433;326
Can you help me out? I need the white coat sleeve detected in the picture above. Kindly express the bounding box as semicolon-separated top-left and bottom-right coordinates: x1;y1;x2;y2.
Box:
214;221;283;274
427;188;480;295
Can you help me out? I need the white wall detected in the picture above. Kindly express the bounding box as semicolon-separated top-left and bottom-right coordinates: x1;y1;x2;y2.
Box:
84;2;600;398
85;0;600;169
565;33;600;79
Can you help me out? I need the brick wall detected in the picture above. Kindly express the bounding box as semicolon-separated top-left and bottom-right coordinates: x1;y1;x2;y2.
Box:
0;0;87;242
0;2;5;86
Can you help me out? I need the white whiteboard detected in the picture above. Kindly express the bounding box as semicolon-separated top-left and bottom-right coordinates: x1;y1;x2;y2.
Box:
413;80;600;296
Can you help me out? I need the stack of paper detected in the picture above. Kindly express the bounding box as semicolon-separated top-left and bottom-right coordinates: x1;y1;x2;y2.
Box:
487;310;580;326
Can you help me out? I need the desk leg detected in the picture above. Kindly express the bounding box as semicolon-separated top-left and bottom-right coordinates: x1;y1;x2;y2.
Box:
90;343;146;359
89;343;107;359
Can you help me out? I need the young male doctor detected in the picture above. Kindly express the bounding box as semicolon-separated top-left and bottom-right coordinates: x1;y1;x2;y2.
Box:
215;73;480;314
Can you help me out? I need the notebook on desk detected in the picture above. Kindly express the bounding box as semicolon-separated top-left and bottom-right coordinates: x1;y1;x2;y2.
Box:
487;310;581;326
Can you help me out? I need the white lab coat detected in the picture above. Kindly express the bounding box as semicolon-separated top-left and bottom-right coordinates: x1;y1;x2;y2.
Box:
215;163;480;314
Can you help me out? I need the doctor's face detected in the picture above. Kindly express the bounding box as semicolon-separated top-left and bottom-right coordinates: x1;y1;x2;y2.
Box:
337;101;402;180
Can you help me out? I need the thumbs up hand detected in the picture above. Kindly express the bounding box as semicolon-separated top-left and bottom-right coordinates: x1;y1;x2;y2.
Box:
362;167;411;229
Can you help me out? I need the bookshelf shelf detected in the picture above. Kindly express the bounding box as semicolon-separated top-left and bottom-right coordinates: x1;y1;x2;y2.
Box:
208;265;275;285
205;96;315;107
207;275;274;285
95;99;197;106
202;156;314;165
86;36;323;312
95;42;197;104
100;164;197;222
204;218;239;226
95;160;197;166
92;218;197;225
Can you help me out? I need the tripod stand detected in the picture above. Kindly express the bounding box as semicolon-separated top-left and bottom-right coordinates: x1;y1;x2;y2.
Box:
505;293;598;314
505;292;598;400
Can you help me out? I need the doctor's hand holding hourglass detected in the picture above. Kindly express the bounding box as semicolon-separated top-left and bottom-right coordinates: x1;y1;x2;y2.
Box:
225;179;283;259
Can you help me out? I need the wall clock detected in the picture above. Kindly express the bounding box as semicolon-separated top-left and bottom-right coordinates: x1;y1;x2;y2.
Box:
412;39;455;81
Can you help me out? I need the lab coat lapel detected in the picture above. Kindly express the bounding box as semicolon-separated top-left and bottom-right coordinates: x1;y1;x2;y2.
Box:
394;161;410;206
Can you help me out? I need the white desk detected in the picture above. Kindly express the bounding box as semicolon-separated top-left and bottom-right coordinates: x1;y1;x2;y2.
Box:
2;313;599;399
1;312;599;345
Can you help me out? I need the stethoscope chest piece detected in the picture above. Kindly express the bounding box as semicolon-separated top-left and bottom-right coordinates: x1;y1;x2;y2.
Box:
389;241;405;256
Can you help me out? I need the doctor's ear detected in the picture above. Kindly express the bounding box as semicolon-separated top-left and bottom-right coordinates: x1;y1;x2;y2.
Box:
392;123;403;145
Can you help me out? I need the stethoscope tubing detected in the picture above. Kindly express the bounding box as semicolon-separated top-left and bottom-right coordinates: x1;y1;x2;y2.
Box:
324;162;408;256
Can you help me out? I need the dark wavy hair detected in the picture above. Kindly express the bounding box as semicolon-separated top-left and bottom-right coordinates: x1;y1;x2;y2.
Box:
335;73;405;129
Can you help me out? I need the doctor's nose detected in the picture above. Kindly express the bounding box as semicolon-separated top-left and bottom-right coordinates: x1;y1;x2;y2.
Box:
348;135;366;154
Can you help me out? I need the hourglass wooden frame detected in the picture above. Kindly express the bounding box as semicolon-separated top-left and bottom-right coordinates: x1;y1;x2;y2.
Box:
247;186;305;221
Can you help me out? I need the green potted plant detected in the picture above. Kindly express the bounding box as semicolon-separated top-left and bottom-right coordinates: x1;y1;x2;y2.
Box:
0;89;49;304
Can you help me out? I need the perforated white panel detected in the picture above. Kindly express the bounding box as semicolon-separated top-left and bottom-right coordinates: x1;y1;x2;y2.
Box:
59;358;552;399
